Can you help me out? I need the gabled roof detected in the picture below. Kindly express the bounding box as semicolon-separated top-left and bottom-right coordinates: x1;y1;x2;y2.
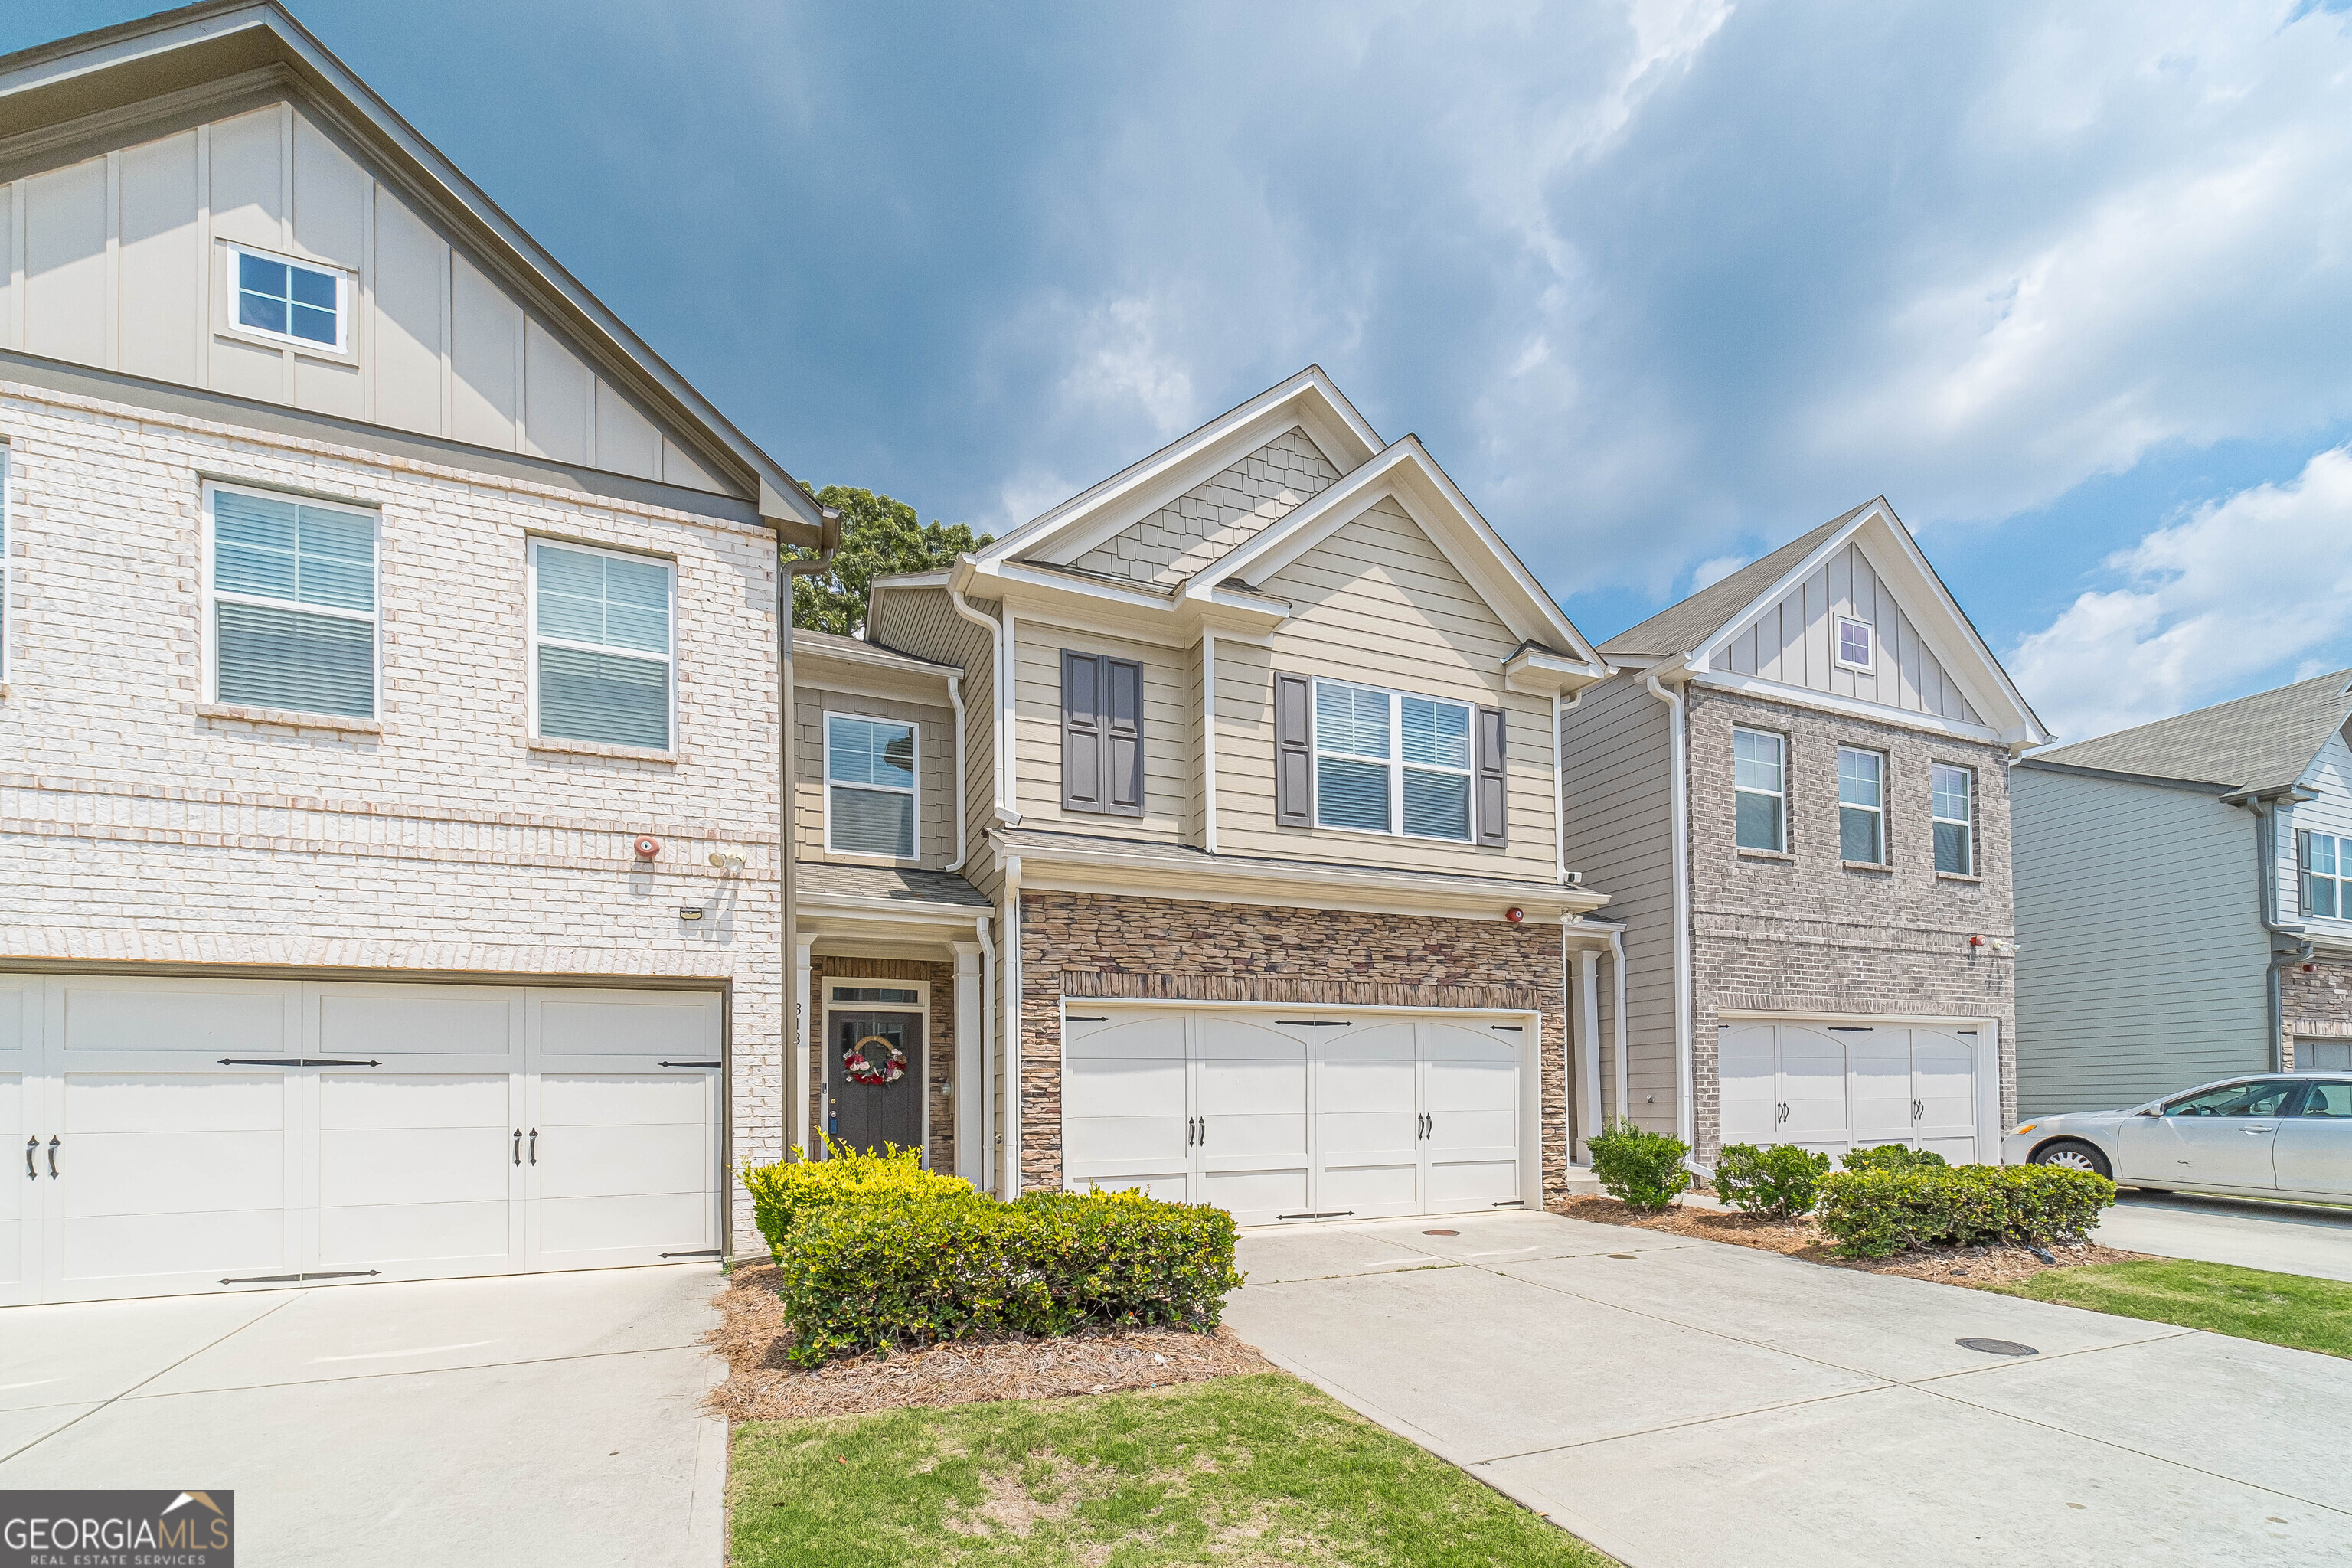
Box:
794;629;962;678
1599;498;2048;746
2024;669;2352;794
0;1;830;545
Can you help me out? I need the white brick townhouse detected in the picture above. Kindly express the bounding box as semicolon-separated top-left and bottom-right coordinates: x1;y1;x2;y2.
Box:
0;3;833;1304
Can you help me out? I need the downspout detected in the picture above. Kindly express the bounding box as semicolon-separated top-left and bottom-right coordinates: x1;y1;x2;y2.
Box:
948;579;1018;825
2233;788;2317;1073
945;673;969;872
782;531;838;1166
1608;925;1629;1123
1202;632;1220;854
1000;853;1023;1200
1553;690;1574;884
975;910;995;1187
1643;672;1696;1147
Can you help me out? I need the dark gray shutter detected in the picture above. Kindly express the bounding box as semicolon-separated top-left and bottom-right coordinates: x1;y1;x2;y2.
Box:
2299;829;2314;916
1106;658;1144;817
1276;674;1312;828
1475;705;1508;847
1062;652;1103;812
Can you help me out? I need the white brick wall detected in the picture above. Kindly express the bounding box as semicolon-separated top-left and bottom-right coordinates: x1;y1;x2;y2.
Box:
0;380;788;1251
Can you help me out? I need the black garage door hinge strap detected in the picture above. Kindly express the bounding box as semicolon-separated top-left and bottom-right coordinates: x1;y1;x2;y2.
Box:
659;1249;724;1259
658;1060;723;1068
220;1269;381;1284
218;1058;383;1067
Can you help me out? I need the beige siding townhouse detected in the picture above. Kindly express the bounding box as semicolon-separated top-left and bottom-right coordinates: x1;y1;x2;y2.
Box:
1562;502;2050;1166
856;368;1625;1223
0;3;834;1305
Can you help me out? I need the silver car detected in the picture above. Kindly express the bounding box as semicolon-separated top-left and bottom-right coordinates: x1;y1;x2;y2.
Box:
2005;1073;2352;1200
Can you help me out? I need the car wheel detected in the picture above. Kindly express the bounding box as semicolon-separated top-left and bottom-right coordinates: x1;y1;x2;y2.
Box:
2033;1139;2112;1179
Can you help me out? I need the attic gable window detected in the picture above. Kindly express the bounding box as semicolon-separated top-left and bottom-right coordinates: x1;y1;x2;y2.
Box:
228;245;348;352
1835;616;1875;673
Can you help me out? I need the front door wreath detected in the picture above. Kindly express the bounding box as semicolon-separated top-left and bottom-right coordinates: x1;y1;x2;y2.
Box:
841;1034;909;1086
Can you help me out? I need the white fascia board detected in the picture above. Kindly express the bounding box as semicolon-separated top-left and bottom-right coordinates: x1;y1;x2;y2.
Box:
796;639;960;680
794;667;955;707
798;894;995;948
1690;669;2005;743
1504;646;1611;697
975;560;1286;645
986;368;1383;569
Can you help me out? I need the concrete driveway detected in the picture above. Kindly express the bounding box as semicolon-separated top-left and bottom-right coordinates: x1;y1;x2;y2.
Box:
2099;1190;2352;1282
1225;1211;2350;1568
0;1266;725;1567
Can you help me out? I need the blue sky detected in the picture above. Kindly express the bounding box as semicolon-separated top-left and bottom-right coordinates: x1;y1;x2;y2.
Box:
12;1;2352;742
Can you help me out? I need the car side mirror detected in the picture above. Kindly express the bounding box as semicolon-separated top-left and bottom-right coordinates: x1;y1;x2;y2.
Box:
2135;1107;2161;1117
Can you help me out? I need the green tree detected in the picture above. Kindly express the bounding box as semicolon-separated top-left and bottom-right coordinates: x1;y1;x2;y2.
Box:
789;485;991;636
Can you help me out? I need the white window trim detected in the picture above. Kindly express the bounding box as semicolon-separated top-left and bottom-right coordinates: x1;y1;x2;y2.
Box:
1733;726;1786;853
1931;763;1975;876
2305;828;2350;921
1834;616;1876;674
221;241;353;356
525;536;678;751
823;711;921;861
1837;744;1887;864
201;479;381;717
1309;676;1475;843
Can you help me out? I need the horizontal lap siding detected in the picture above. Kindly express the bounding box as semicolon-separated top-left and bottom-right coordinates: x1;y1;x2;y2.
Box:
792;687;957;867
867;586;1003;900
1215;501;1557;882
1011;622;1191;838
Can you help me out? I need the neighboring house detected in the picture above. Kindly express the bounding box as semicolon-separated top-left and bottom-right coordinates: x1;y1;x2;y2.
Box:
1563;501;2050;1166
0;4;832;1305
856;368;1622;1222
2013;670;2352;1117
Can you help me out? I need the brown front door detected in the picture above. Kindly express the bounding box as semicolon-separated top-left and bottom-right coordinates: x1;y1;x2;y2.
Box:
828;1009;923;1157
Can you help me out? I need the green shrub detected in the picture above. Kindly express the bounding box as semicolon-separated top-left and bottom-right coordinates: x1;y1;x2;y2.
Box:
1841;1144;1949;1174
1815;1164;2115;1258
1589;1119;1691;1211
771;1187;1244;1365
740;1138;977;1259
1715;1143;1831;1219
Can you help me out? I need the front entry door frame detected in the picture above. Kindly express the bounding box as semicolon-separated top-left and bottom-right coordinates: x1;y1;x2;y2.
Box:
820;979;932;1163
1717;1010;2003;1165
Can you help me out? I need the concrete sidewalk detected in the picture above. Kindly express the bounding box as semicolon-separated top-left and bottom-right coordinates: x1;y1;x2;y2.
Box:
2099;1190;2352;1282
0;1266;727;1567
1225;1210;2350;1568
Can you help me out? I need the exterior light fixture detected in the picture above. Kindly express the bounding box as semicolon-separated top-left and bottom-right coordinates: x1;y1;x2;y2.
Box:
708;851;746;871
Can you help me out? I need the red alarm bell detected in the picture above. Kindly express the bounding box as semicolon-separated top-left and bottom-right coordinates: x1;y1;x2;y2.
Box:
1504;906;1524;924
633;835;662;860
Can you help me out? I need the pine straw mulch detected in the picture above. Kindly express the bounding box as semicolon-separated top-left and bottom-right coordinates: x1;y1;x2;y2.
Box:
1548;1194;2154;1288
705;1264;1276;1424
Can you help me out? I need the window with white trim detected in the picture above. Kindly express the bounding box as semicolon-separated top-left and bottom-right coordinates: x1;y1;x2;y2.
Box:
1838;746;1885;864
207;483;377;718
2301;830;2350;920
530;539;674;750
1835;616;1875;672
227;243;349;352
1932;763;1975;875
1733;727;1785;852
826;714;917;858
1312;678;1473;841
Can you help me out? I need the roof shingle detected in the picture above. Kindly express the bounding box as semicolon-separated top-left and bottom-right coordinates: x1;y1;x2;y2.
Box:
2024;669;2352;792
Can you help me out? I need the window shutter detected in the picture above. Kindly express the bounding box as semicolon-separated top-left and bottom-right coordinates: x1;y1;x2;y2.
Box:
2299;829;2314;916
1105;658;1144;817
1062;652;1104;812
1475;705;1508;847
1276;674;1312;828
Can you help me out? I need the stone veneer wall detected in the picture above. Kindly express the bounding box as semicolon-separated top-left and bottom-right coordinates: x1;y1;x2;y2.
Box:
1684;686;2020;1157
807;954;956;1174
2282;958;2352;1065
1015;890;1569;1197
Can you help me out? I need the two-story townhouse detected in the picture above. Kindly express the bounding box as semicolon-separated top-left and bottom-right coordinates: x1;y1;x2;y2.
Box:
2013;668;2352;1122
854;368;1626;1223
1562;501;2050;1166
0;3;834;1305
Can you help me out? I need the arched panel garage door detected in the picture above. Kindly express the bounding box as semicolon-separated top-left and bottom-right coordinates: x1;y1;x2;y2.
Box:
1719;1018;1984;1164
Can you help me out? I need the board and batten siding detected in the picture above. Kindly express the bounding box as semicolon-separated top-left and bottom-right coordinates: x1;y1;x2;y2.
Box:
1560;674;1680;1135
1212;499;1557;881
1009;622;1191;837
792;687;959;868
2011;765;2269;1117
0;99;726;492
1708;542;1982;725
2277;730;2352;936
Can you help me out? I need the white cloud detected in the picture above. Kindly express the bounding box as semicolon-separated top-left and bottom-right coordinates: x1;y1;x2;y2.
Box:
1690;554;1747;591
2007;443;2352;740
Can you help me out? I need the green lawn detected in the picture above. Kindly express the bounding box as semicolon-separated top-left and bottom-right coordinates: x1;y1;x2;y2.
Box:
1996;1259;2352;1359
728;1372;1612;1567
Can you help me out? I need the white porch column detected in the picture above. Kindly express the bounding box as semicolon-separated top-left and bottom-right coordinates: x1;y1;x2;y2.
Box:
951;939;984;1185
792;937;814;1159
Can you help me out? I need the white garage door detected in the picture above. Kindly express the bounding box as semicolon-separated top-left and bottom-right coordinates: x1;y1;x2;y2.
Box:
1060;1005;1532;1225
0;974;723;1306
1719;1019;1981;1163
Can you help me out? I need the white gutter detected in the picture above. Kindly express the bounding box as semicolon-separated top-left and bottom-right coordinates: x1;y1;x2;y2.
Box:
1000;853;1023;1200
945;672;969;872
948;579;1018;825
1643;671;1695;1147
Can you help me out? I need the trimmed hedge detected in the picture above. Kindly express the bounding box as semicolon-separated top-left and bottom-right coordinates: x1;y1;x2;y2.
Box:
771;1187;1243;1366
1715;1143;1830;1219
1589;1119;1690;1211
1841;1144;1949;1174
741;1139;975;1259
1815;1164;2115;1258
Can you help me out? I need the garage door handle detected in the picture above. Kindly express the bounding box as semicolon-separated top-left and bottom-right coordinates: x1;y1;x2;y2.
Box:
47;1137;60;1178
513;1129;521;1167
530;1129;538;1165
23;1138;34;1181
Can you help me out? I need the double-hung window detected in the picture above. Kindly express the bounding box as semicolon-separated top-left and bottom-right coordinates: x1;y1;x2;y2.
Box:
227;243;348;352
531;539;674;750
2301;830;2350;919
827;714;917;858
207;484;377;718
1837;746;1886;864
1733;728;1785;852
1312;679;1473;841
1932;764;1975;874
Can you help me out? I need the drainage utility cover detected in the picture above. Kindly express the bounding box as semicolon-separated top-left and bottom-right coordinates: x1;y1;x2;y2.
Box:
1957;1338;2037;1357
1422;1229;1461;1236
